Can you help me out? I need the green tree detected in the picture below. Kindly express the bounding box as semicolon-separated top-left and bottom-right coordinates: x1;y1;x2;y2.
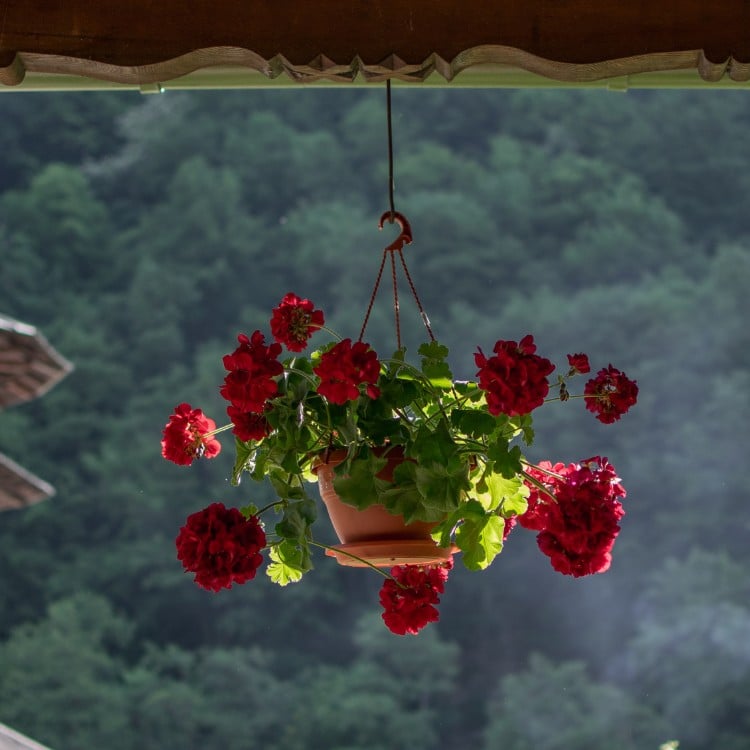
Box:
0;592;132;750
275;615;459;750
483;654;668;750
622;550;750;747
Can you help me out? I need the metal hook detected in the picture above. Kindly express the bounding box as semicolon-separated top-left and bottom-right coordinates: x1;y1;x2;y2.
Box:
378;211;412;253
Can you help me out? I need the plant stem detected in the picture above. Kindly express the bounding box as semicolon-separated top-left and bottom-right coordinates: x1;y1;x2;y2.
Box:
256;500;286;516
310;324;343;341
203;422;235;438
520;469;559;504
286;366;319;390
521;459;566;480
308;539;405;585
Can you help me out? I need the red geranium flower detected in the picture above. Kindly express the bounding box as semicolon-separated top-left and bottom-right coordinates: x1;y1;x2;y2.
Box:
314;338;381;405
584;364;638;424
379;562;451;636
227;406;271;442
566;352;591;374
522;457;625;577
161;403;222;466
220;331;284;413
175;502;266;591
475;335;555;416
270;292;325;352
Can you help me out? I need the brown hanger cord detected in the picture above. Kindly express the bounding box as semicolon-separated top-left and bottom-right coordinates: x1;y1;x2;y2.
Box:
358;79;435;347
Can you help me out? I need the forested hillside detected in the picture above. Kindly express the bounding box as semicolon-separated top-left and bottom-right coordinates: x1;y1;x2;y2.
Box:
0;87;748;750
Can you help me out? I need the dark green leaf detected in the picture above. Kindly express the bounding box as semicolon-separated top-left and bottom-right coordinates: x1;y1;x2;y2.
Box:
450;408;498;438
332;453;388;511
487;440;523;479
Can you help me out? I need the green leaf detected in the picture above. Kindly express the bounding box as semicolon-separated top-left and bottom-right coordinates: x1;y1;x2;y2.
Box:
514;414;536;445
487;439;523;479
378;376;421;409
430;508;464;547
239;503;259;518
275;498;316;540
450;408;498;438
232;437;254;485
455;501;506;571
331;452;388;511
284;357;314;400
418;340;454;386
379;461;446;524
473;473;529;514
268;468;306;500
266;543;306;586
408;422;470;512
418;341;450;361
356;390;408;443
414;462;468;512
499;477;529;516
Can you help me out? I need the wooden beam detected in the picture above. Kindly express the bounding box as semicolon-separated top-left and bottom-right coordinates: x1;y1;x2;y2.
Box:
0;316;74;409
1;0;748;87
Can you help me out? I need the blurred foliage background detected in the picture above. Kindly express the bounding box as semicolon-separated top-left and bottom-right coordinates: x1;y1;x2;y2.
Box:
0;86;748;749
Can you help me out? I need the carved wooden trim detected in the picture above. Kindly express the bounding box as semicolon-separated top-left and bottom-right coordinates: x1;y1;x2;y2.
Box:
1;0;749;87
3;47;750;89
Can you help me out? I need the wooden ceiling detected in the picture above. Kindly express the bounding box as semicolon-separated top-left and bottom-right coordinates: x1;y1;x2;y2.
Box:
1;0;749;89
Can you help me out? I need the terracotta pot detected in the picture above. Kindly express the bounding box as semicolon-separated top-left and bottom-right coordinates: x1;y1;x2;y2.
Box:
313;447;454;568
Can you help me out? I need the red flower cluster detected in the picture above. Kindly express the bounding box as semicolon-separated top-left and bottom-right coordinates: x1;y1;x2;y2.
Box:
567;352;591;374
175;502;266;591
314;338;381;405
379;562;451;635
161;403;222;466
270;292;325;352
227;405;271;442
584;364;639;424
220;331;283;413
520;457;625;577
475;335;556;416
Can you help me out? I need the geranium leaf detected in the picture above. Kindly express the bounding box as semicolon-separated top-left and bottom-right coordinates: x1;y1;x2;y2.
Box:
430;508;464;547
513;414;536;445
418;341;450;361
266;542;307;586
284;358;314;400
487;440;523;479
414;462;469;512
498;477;529;516
380;462;446;523
357;392;407;443
473;473;529;514
455;503;506;571
275;498;316;540
378;377;421;409
232;437;254;485
268;468;306;500
409;421;458;465
332;453;387;511
450;409;498;438
418;340;454;385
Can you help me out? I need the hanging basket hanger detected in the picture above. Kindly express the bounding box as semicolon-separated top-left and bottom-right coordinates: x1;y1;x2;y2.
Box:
359;80;435;350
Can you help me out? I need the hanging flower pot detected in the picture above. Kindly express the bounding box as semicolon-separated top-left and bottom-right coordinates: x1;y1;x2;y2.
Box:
312;446;455;567
161;264;638;635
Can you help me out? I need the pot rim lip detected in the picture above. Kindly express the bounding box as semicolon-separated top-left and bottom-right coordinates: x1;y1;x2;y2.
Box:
310;444;406;475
